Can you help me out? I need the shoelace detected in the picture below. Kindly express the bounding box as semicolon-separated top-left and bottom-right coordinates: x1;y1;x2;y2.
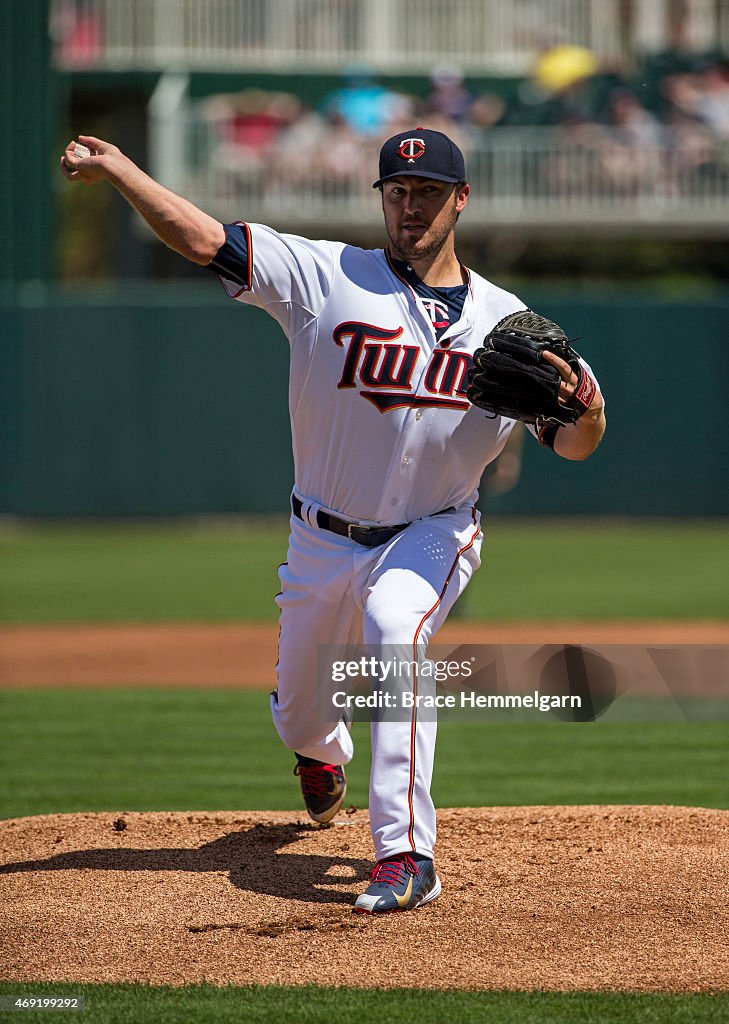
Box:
370;853;420;885
293;763;339;797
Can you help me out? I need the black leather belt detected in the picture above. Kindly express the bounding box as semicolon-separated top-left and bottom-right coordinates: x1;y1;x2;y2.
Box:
291;495;455;548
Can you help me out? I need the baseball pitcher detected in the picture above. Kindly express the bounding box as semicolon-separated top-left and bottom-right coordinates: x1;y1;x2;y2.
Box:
61;127;605;913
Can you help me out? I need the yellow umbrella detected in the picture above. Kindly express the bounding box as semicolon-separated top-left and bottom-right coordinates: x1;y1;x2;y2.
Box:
534;45;601;93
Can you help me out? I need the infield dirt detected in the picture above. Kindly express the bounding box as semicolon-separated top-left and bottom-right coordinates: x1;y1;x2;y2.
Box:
1;805;727;992
2;621;728;687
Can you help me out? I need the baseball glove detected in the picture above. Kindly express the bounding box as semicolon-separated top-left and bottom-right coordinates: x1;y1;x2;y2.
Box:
467;310;596;432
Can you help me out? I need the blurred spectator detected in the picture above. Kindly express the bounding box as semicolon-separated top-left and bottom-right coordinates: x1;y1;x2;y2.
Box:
694;61;729;139
320;64;409;136
309;111;372;196
659;69;706;121
201;88;303;183
271;109;328;192
468;93;507;134
596;89;663;196
51;0;102;66
542;115;606;198
604;89;661;145
422;66;475;124
662;110;719;196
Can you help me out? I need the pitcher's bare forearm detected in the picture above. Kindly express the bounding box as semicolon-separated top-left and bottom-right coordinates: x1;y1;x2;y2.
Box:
111;162;224;263
61;135;225;265
553;401;606;460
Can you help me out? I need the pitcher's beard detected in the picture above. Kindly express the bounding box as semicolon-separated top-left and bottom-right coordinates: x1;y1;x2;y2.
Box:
386;206;459;263
389;231;444;262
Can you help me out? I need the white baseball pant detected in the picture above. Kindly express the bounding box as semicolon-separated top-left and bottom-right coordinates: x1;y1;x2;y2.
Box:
271;501;482;861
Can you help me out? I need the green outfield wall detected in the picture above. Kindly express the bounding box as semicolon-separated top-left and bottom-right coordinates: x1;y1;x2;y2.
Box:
1;285;727;517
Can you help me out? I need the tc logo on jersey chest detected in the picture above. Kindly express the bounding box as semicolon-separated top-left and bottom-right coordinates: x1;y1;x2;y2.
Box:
421;298;450;330
333;321;471;412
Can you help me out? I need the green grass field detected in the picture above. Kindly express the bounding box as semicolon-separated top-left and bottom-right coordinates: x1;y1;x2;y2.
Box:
1;689;727;820
2;519;727;1022
2;519;729;621
0;983;727;1024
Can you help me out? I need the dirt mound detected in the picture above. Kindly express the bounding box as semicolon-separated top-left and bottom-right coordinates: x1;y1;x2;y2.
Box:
1;806;727;992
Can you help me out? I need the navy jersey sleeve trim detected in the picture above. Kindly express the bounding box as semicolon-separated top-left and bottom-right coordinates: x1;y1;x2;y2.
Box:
207;222;252;295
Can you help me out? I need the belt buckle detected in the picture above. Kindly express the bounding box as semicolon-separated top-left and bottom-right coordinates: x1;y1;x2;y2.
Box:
348;522;380;545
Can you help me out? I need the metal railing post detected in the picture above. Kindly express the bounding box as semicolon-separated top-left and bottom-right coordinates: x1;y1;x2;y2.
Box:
148;71;191;192
363;0;394;68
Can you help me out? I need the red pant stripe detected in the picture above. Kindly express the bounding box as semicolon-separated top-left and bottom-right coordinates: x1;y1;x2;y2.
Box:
406;509;480;850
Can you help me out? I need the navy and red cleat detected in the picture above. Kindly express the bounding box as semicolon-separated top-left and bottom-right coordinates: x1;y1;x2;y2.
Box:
294;754;347;823
353;852;441;913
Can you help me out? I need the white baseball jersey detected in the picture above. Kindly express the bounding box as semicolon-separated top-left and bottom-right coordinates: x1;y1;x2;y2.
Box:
217;223;527;524
212;222;599;866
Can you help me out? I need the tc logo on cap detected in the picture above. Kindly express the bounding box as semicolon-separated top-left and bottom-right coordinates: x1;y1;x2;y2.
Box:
397;137;426;163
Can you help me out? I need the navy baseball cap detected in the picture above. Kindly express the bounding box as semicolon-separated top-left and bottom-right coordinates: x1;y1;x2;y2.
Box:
373;127;466;188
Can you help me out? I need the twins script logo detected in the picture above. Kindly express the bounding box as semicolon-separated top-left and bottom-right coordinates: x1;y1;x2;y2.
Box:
333;321;471;412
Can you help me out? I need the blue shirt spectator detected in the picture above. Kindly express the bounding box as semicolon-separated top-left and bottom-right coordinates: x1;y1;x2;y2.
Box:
321;64;403;136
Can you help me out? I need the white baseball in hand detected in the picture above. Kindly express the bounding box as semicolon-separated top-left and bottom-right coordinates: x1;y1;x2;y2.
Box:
73;143;91;159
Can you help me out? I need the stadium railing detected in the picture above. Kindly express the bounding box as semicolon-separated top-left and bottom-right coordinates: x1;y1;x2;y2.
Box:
154;113;729;234
52;0;634;72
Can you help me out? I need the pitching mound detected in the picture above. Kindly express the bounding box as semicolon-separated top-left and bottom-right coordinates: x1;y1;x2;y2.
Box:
1;806;727;992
